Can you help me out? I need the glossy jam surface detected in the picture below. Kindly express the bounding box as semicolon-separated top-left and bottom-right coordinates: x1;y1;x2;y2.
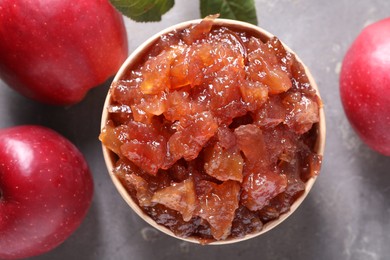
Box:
100;18;322;243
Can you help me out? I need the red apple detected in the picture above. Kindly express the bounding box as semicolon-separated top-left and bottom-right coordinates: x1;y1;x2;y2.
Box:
0;0;128;105
340;17;390;156
0;125;93;259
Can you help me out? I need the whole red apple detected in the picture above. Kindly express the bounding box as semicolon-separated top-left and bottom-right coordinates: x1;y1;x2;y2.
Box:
0;0;128;105
0;125;93;259
340;17;390;156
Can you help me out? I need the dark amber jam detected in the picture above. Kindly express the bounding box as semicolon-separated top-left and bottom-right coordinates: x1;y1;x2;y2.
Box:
100;17;322;243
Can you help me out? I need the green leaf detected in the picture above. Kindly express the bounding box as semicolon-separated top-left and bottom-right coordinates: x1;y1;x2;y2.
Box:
110;0;174;22
200;0;258;25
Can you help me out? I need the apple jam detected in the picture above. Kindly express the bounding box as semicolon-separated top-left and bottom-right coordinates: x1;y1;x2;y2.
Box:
100;18;322;243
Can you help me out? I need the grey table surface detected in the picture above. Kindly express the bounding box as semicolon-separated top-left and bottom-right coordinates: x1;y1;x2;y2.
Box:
1;0;390;259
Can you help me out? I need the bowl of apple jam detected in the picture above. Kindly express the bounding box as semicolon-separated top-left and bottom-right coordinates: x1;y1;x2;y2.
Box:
100;16;326;245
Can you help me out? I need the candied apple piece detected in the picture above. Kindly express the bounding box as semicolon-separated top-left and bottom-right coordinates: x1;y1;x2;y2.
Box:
246;37;292;94
150;31;183;57
234;124;269;168
258;156;307;222
139;49;174;94
283;92;319;134
99;121;131;155
134;91;167;118
187;41;243;88
113;158;155;207
196;180;240;240
204;144;244;182
111;77;142;106
265;68;292;95
164;90;196;122
266;37;293;78
240;80;269;111
120;121;167;175
130;105;148;123
215;100;248;125
126;174;153;207
113;158;141;180
121;141;164;176
262;125;299;164
169;111;218;161
183;15;217;44
196;42;216;67
107;104;133;125
210;27;248;61
217;126;236;149
111;79;167;123
208;63;244;109
241;170;287;211
203;43;244;79
290;55;316;96
152;178;197;221
254;95;286;128
280;159;306;200
186;52;207;88
142;170;174;193
300;151;323;182
170;46;191;89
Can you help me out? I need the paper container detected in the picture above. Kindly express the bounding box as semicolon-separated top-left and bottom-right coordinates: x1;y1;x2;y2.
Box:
101;18;326;245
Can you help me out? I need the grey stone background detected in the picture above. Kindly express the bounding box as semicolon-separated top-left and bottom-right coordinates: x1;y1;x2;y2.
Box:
0;0;389;259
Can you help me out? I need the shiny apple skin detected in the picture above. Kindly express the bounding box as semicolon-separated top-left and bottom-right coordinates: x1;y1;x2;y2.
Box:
340;17;390;156
0;125;94;259
0;0;128;105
